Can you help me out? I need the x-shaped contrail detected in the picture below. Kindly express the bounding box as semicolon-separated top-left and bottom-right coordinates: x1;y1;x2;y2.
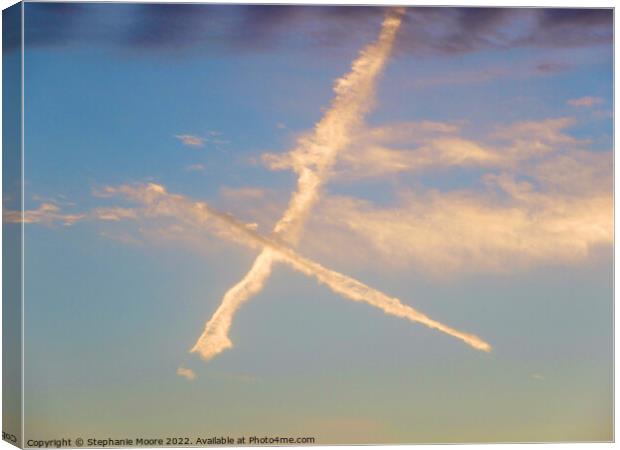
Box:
108;182;491;353
189;8;491;362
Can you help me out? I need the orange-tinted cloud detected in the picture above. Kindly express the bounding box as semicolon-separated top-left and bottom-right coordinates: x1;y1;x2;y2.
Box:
175;134;205;147
567;96;604;107
4;202;85;226
176;366;197;381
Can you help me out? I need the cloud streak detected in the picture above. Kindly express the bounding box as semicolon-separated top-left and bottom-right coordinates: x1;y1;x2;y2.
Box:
193;8;405;362
567;96;604;108
175;134;205;147
3;202;85;226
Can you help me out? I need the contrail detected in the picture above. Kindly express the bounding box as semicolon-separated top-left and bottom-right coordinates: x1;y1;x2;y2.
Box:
191;8;406;361
107;183;492;353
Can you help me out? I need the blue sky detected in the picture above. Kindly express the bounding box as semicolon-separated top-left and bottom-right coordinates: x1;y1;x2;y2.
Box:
11;3;613;443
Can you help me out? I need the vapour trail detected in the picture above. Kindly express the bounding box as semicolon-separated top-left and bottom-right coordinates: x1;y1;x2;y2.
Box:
109;183;492;353
191;9;406;361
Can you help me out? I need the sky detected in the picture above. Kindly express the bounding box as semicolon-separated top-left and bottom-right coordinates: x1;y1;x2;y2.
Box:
7;3;613;444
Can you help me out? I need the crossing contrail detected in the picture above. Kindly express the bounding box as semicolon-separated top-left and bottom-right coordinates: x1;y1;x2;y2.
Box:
191;8;407;361
107;182;492;353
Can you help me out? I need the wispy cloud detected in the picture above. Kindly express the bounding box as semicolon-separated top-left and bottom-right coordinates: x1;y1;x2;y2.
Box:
5;202;137;226
324;117;591;181
176;366;197;381
14;123;611;284
220;186;267;200
175;134;205;147
4;202;85;226
297;115;611;274
185;164;205;172
309;182;611;275
567;96;604;107
490;117;585;153
175;132;229;151
335;137;501;180
92;207;138;221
